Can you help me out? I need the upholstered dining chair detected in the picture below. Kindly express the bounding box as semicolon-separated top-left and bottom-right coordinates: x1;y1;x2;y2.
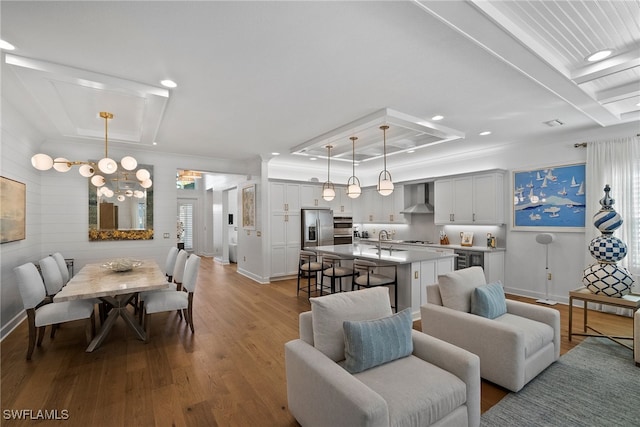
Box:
321;254;353;293
14;262;96;360
143;254;201;339
139;249;188;322
39;256;65;301
352;258;398;312
164;246;179;282
51;252;71;285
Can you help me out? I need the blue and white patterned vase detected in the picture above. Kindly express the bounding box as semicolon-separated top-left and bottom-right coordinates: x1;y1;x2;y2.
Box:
582;185;634;297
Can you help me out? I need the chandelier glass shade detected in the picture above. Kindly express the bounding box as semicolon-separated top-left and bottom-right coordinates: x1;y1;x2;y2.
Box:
346;136;361;199
322;145;336;201
377;125;394;196
30;111;151;189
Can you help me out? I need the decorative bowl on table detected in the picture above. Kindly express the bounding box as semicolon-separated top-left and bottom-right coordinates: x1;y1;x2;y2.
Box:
101;258;143;272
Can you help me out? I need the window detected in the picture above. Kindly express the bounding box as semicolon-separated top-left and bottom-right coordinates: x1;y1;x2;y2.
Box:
178;202;194;251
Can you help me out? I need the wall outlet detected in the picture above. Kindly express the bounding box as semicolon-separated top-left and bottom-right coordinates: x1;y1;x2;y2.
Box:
163;233;170;239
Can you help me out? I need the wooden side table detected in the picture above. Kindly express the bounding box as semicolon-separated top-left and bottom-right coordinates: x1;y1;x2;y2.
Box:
569;287;640;351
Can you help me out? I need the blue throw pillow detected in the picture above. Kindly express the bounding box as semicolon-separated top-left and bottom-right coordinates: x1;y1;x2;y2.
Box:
343;308;413;374
471;281;507;319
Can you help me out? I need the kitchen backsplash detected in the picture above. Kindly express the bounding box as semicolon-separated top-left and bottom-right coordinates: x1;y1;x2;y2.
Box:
355;215;505;248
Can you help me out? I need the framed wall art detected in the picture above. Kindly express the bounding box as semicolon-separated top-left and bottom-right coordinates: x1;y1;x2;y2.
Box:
242;184;256;230
512;163;586;232
1;176;26;243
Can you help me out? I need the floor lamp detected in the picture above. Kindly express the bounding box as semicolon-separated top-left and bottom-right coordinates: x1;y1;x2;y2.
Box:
536;233;557;305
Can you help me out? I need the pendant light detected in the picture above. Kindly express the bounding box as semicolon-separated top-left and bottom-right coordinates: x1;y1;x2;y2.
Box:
377;125;394;196
322;145;336;201
31;111;151;189
346;136;361;199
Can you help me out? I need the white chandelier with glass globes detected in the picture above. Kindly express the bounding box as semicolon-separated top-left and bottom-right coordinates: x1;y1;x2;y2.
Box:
377;125;394;196
346;136;361;199
322;145;336;201
31;111;152;190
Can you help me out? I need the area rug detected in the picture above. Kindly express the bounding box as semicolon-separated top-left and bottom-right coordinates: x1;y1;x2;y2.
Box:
480;337;640;427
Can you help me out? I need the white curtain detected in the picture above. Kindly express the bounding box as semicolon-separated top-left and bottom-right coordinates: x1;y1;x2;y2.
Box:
585;136;640;315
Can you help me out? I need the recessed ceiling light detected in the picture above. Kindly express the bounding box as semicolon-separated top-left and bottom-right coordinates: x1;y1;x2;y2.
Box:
271;152;280;156
431;115;444;121
407;150;415;153
479;131;492;136
0;39;16;50
586;49;613;62
310;157;317;161
160;79;177;88
153;142;158;146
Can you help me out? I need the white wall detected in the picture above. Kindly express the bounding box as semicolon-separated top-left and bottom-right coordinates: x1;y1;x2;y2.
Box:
1;102;45;337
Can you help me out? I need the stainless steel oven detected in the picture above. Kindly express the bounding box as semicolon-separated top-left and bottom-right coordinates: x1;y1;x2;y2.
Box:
454;249;484;270
333;216;353;245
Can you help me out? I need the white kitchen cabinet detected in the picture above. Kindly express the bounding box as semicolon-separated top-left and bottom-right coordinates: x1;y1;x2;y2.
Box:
329;186;352;215
434;179;454;224
270;212;301;277
358;188;378;223
270;181;302;278
270;182;301;214
386;184;408;223
434;171;505;225
471;173;505;224
358;185;407;223
300;184;322;208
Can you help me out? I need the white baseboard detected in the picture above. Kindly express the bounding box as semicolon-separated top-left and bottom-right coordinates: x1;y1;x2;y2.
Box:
1;310;26;342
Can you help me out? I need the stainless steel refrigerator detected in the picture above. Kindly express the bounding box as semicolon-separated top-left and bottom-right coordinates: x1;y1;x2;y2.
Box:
301;208;334;248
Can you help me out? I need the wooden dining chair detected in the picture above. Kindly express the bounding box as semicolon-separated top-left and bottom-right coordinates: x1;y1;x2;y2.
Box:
14;262;96;360
143;254;201;339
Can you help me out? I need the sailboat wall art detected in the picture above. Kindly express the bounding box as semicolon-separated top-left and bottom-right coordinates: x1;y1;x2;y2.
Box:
512;163;586;232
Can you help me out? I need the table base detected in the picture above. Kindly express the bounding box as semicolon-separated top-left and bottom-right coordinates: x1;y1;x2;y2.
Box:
569;289;638;354
86;293;145;352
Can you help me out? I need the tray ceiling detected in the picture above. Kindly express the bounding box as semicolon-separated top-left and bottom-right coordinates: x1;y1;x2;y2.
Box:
5;54;169;146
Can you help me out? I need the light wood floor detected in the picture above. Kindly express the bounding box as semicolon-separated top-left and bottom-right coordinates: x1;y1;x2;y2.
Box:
1;258;633;426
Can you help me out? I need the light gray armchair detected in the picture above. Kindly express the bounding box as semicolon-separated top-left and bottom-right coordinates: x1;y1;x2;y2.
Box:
421;267;560;392
285;287;480;427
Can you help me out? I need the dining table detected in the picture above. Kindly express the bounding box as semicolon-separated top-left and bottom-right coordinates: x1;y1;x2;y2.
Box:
53;258;169;352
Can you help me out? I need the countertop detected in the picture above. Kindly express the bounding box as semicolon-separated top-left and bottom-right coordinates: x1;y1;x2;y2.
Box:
358;239;506;253
309;244;457;265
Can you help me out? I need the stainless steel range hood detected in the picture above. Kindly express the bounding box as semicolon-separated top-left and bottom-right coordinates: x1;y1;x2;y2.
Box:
401;183;434;214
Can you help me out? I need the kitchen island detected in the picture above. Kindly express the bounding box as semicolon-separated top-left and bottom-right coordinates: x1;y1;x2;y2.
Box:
309;244;456;319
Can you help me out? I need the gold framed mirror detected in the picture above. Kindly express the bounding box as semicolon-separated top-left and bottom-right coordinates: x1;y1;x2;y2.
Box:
88;164;154;241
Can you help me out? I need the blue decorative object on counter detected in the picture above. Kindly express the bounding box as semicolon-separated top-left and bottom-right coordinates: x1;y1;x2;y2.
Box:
582;185;634;297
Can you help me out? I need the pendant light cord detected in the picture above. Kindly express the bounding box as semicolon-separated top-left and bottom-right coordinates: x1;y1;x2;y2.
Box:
381;125;389;172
